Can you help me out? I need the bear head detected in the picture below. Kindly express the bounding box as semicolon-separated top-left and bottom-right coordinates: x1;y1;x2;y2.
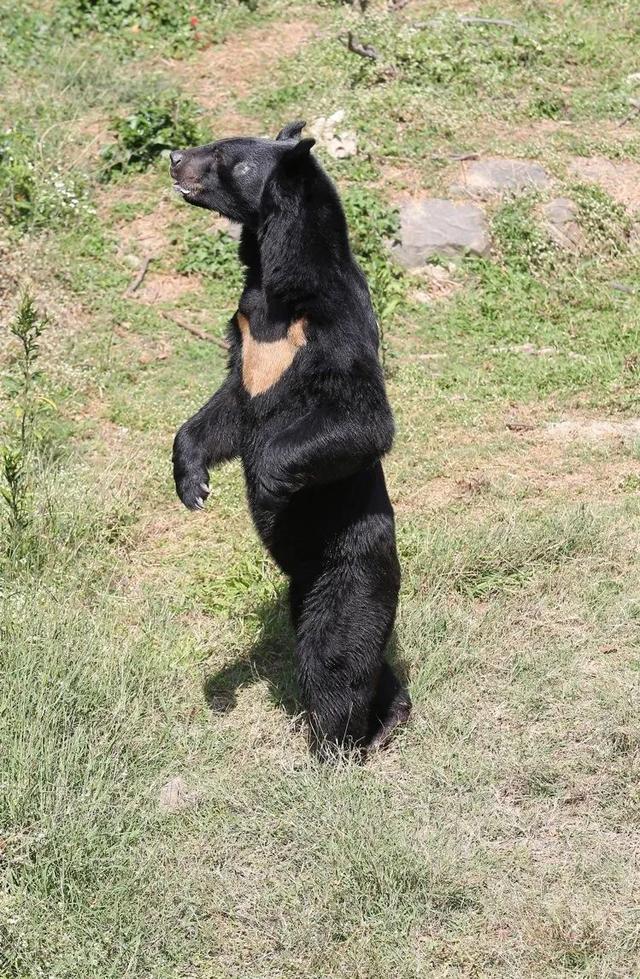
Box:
169;120;316;228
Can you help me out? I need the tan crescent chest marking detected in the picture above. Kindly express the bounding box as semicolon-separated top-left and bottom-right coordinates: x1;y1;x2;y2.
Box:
237;312;307;397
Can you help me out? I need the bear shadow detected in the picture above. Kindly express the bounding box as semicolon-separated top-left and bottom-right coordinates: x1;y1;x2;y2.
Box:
202;589;409;724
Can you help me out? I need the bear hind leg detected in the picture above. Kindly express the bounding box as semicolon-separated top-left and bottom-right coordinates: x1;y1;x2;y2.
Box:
293;565;404;761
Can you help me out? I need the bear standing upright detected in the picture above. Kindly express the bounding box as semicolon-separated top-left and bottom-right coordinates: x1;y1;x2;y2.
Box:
170;121;411;758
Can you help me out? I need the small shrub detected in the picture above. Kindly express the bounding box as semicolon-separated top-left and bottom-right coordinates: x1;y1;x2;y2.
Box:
58;0;260;44
101;95;202;179
61;0;210;37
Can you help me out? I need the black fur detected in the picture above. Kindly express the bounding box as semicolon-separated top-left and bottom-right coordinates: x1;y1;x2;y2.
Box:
170;123;411;759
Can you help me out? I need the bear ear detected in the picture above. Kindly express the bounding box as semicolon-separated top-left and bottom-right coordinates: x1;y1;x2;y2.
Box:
281;137;316;164
275;119;307;142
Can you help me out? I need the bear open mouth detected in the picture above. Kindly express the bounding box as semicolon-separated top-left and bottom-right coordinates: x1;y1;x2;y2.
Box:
172;182;193;196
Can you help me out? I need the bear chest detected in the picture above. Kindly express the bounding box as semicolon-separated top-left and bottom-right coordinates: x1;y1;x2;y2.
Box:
237;312;307;397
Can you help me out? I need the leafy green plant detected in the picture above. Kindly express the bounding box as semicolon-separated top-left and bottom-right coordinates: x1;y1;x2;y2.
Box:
101;95;202;178
61;0;209;36
176;226;243;290
57;0;260;47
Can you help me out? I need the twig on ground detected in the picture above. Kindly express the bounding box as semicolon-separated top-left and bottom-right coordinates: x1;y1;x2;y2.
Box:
458;16;532;35
125;256;152;295
410;16;531;36
161;311;229;350
618;98;640;127
346;31;380;61
432;151;479;162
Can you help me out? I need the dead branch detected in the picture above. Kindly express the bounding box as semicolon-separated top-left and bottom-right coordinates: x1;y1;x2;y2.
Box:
346;31;380;61
161;311;229;350
618;98;640;128
125;256;152;295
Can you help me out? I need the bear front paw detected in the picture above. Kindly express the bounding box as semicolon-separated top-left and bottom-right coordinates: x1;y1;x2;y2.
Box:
174;460;211;511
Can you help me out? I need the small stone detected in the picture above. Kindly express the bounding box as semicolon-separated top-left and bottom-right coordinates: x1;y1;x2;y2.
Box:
542;197;584;249
451;158;551;199
391;198;490;267
309;110;358;160
324;132;358;160
123;253;141;268
159;776;195;812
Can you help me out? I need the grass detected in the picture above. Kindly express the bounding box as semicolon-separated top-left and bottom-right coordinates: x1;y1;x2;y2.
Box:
2;0;640;976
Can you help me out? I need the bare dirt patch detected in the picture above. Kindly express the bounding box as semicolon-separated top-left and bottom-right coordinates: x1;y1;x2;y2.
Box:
569;156;640;212
134;271;201;304
545;417;640;442
95;173;155;221
166;19;317;127
394;412;640;513
116;197;176;260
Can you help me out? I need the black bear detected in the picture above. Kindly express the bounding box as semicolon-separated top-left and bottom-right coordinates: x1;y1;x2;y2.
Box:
170;121;411;759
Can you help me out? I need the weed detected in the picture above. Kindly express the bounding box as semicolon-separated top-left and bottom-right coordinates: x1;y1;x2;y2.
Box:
101;94;202;179
8;292;46;450
1;448;29;545
1;293;49;564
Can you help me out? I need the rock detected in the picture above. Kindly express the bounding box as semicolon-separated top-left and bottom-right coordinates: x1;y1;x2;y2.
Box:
308;110;358;160
451;158;551;198
159;776;196;812
391;198;490;267
542;198;585;250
